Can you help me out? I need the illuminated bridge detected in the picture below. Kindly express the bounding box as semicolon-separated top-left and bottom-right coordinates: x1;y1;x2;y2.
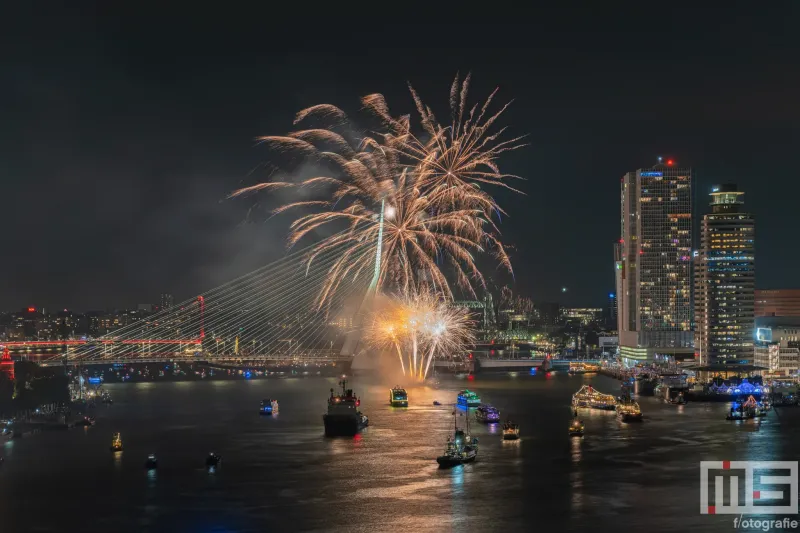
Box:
2;233;378;368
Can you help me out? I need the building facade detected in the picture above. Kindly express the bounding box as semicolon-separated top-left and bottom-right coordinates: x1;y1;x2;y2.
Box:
755;289;800;317
617;160;694;363
694;184;755;365
754;326;800;377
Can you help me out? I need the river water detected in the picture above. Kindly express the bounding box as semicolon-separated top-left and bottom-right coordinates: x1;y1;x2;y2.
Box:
0;373;796;532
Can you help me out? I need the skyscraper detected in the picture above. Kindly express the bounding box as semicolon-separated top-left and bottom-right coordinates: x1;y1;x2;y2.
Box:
160;293;174;310
694;184;755;365
617;159;694;363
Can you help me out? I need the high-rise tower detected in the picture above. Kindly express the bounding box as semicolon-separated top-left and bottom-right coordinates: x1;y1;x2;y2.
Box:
617;158;694;363
694;184;755;365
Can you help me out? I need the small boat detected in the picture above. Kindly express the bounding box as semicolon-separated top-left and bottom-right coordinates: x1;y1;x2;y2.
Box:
389;387;408;407
260;399;279;415
475;405;500;423
75;416;95;427
145;454;158;469
433;400;442;406
669;391;687;405
206;452;222;468
727;395;767;421
110;432;123;452
436;410;478;468
457;389;481;408
502;421;520;440
617;401;643;422
569;418;585;437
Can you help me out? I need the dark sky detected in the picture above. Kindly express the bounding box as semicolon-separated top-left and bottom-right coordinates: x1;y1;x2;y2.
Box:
3;6;800;311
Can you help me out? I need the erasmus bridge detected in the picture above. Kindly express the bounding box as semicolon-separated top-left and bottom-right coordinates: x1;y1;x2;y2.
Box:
1;229;384;369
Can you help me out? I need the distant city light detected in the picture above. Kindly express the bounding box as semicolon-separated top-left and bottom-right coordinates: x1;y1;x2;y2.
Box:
561;287;568;293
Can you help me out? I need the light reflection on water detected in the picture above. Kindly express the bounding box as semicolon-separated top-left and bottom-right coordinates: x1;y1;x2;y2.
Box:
0;374;792;532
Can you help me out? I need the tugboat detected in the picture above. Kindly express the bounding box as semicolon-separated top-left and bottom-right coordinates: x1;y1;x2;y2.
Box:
436;409;478;468
206;452;222;468
569;418;585;437
323;379;369;436
145;454;158;469
110;433;123;452
456;389;481;408
617;401;643;422
260;399;279;415
389;387;408;407
475;405;500;423
502;421;520;440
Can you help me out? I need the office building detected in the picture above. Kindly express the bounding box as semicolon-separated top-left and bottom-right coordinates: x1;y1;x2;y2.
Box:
754;326;800;377
755;289;800;317
617;159;694;363
561;308;603;326
694;184;755;365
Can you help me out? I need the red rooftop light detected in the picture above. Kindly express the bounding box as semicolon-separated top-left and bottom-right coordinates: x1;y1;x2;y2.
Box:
667;159;674;166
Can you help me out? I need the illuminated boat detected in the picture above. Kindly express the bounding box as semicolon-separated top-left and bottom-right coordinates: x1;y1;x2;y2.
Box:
726;395;766;420
572;385;616;410
475;405;500;423
616;401;643;422
323;379;369;436
569;418;585;437
437;410;478;467
502;421;520;440
669;391;687;405
206;452;222;467
389;387;408;407
145;454;158;469
260;399;279;415
457;389;481;408
110;433;123;452
75;415;95;427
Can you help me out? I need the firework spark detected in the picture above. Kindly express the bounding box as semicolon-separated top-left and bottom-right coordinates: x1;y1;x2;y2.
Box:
366;290;475;380
231;74;523;304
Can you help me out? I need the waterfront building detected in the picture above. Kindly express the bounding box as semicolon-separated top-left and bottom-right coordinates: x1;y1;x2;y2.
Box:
754;326;800;377
694;184;755;365
160;293;174;310
617;159;694;364
561;308;603;326
755;289;800;317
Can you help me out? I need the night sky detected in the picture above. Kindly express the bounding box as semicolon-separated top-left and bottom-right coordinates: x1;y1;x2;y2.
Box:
4;6;800;311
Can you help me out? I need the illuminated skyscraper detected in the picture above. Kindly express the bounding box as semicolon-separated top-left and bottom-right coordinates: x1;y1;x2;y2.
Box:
694;184;755;365
617;159;694;363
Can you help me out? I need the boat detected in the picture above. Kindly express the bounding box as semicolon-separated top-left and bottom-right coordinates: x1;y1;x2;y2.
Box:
502;421;520;440
475;405;500;423
260;399;279;415
669;391;687;405
145;454;158;469
75;416;95;427
433;400;442;406
727;395;766;421
323;379;369;436
436;409;478;468
617;401;643;422
569;418;585;437
389;387;408;407
206;452;222;468
572;385;616;410
457;389;481;408
110;433;123;452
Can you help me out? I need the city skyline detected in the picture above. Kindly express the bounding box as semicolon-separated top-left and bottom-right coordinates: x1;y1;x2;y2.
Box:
4;9;800;310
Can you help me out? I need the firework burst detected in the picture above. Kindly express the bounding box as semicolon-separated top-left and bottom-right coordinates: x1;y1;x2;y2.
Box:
231;74;523;304
366;290;475;380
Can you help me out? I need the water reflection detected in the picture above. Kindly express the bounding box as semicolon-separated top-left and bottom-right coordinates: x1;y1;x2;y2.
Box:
112;451;123;470
487;423;498;434
571;437;582;464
